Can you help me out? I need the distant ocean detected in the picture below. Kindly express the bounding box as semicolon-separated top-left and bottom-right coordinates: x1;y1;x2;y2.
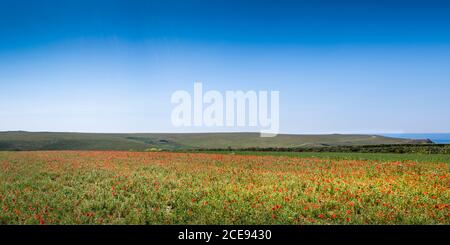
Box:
382;134;450;144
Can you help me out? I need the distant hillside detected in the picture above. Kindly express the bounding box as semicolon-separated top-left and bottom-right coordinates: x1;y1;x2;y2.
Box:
0;131;432;151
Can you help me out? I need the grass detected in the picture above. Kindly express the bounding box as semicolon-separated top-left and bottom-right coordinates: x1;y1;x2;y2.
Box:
0;151;448;224
205;151;450;164
0;131;428;151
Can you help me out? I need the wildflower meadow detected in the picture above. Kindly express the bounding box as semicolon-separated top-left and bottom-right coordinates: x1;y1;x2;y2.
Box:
0;151;448;224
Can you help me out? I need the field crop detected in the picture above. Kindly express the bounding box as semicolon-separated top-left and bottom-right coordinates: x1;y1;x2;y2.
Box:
0;151;449;224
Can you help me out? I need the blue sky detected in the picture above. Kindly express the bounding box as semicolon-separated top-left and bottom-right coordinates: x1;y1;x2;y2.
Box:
0;0;449;133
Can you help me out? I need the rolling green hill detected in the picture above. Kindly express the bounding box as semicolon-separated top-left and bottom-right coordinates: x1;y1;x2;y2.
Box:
0;131;431;151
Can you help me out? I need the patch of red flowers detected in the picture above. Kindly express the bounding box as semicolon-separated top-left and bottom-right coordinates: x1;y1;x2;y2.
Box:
272;204;282;211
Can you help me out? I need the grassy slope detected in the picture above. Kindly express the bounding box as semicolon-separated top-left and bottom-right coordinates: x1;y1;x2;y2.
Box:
159;133;427;148
0;131;428;151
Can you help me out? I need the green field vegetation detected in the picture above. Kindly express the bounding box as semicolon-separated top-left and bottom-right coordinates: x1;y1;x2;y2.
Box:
0;151;448;225
199;144;450;154
206;151;450;164
0;131;431;151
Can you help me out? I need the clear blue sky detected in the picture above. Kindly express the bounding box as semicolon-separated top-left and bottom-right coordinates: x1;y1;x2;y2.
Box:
1;0;449;133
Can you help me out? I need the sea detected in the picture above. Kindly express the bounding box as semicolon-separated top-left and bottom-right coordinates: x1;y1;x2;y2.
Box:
381;133;450;144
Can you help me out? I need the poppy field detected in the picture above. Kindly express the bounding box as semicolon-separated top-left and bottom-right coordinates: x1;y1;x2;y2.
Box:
0;151;449;224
